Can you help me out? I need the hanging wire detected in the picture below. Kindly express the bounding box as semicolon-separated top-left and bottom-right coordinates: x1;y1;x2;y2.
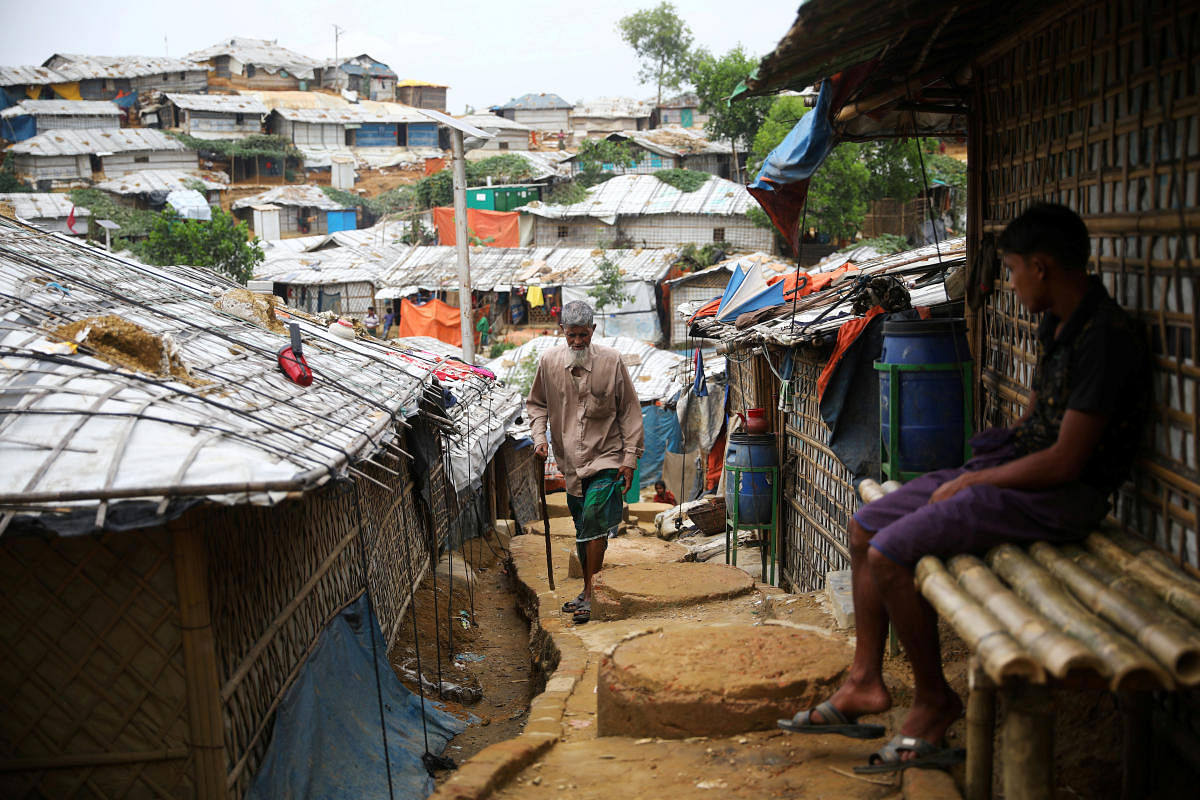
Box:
352;487;396;799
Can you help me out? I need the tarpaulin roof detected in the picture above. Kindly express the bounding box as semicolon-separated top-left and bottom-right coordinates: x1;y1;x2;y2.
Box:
165;188;211;220
252;242;409;286
571;96;653;119
272;105;427;124
95;168;229;195
332;54;397;79
187;37;322;79
43;53;205;80
520;173;755;225
233;184;348;211
10;127;190;156
464;148;573;181
0;99;121;118
165;93;269;114
0;192;89;220
0;65;73;86
457;113;534;132
608;126;732;157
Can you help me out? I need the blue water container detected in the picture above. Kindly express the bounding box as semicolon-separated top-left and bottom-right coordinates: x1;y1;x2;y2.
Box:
724;433;777;524
878;318;972;477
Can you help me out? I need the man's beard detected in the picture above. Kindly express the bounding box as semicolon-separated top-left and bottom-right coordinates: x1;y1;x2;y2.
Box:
570;346;589;367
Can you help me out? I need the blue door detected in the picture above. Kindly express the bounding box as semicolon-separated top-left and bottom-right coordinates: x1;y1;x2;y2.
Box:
326;210;357;233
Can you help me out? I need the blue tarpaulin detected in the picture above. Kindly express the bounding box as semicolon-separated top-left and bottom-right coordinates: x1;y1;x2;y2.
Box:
247;595;467;800
113;90;138;109
639;404;683;489
1;113;36;142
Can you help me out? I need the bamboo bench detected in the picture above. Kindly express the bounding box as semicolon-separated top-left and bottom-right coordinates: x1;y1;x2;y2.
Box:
857;479;1200;800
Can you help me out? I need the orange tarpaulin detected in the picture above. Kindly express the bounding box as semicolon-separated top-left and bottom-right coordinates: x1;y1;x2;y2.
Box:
396;298;462;347
432;206;520;248
424;157;445;175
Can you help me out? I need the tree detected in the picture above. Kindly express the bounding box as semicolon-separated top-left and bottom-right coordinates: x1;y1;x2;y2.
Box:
575;138;636;185
617;3;695;105
140;209;264;283
0;153;32;193
692;45;771;182
587;252;634;335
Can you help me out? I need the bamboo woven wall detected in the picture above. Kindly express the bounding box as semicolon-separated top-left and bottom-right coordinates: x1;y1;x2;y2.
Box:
781;350;858;591
975;0;1200;568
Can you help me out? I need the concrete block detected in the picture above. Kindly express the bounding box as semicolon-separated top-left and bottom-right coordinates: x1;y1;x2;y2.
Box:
825;569;855;629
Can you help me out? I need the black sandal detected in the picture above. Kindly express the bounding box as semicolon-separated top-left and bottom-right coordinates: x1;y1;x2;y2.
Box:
562;592;585;613
572;601;591;624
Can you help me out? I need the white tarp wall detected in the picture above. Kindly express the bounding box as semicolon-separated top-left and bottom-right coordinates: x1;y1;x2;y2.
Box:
561;280;660;341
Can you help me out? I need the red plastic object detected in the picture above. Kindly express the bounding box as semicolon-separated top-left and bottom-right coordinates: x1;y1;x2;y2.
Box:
278;345;313;386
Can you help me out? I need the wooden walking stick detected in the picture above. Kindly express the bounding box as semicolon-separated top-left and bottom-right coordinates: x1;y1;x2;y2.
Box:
538;454;555;590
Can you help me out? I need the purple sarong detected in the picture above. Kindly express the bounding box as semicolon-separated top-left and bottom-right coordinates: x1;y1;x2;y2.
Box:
856;428;1111;568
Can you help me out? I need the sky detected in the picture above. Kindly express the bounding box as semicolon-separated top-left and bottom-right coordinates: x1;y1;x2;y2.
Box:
0;0;801;112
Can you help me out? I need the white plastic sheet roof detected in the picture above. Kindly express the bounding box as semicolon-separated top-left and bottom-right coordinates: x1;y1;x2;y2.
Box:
94;169;230;195
0;214;515;530
0;193;89;220
487;335;689;404
44;54;204;80
0;100;121;118
272;105;427;124
380;246;678;292
10;128;190;157
165;189;211;220
464;149;573;181
457;113;533;132
187;38;322;78
253;242;409;286
165;93;269;114
233;184;348;211
520;173;755;225
0;65;73;86
572;97;654;119
612;126;731;157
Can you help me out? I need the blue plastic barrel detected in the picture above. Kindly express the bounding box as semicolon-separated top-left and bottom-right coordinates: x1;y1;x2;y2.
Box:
724;433;777;524
878;318;971;475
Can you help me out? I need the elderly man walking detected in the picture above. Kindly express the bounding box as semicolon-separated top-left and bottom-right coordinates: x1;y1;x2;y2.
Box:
526;301;644;624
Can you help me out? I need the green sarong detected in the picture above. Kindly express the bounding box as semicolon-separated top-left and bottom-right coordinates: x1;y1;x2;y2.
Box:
567;469;623;543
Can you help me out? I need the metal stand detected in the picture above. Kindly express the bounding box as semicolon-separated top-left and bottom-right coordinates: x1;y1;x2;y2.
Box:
874;360;974;482
724;464;780;585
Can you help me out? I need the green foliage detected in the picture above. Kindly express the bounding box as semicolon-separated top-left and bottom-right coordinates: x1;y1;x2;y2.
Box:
746;205;772;229
586;252;634;330
488;340;516;359
411;155;536;209
0;153;32;193
139;208;264;283
750;96;810;175
510;352;540;397
69;187;158;245
676;242;729;271
320;185;416;217
863;140;925;204
807;142;870;241
166;132;302;162
925;150;968;228
617;2;695;104
545;180;588;205
654;168;709;193
575;138;636;184
691;45;771;164
842;234;910;255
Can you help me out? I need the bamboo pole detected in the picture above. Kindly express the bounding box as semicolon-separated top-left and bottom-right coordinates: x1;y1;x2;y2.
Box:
1030;542;1200;686
965;660;996;800
948;554;1105;680
915;556;1043;685
1102;528;1193;580
987;545;1173;691
171;514;228;800
880;480;904;494
1001;683;1054;800
1086;533;1200;627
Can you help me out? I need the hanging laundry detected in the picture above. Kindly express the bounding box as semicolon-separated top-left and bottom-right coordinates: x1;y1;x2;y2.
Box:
526;285;544;308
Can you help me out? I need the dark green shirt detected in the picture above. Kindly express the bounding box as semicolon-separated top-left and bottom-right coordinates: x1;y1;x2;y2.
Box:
1012;276;1148;494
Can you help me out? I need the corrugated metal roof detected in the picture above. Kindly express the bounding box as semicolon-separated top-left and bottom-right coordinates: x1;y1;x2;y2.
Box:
520;173;754;224
494;92;572;111
0;100;121;118
0;65;73;86
612;126;731;157
571;96;654;119
186;37;322;78
253;241;409;285
664;251;791;287
44;54;205;80
233;184;348;211
380;245;678;292
9;127;190;157
458;113;533;132
272;105;425;124
0;192;90;219
487;335;687;404
335;55;397;79
94;169;230;195
165;93;269;114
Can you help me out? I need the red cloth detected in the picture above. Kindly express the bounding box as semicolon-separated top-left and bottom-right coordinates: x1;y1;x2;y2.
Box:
395;298;462;347
652;489;677;505
432;206;520;247
706;427;726;491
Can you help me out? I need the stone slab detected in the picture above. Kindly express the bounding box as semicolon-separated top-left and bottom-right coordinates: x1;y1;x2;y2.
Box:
567;536;690;578
543;491;572;519
825;569;855;628
591;562;754;620
628;501;672;524
597;625;852;738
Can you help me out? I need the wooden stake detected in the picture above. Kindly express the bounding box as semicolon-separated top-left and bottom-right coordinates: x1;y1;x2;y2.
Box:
966;659;996;800
171;512;228;799
1001;683;1053;800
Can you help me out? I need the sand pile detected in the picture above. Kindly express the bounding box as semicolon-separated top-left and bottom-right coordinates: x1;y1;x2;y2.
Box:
213;288;286;334
54;315;201;385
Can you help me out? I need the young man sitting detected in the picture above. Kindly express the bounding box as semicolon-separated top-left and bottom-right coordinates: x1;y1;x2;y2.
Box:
778;202;1149;773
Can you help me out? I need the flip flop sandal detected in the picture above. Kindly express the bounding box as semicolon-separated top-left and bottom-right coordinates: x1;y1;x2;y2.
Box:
777;700;886;739
572;601;591;624
562;592;586;613
853;734;966;774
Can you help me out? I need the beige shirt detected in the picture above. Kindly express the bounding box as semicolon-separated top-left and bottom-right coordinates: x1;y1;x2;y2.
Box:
525;343;644;496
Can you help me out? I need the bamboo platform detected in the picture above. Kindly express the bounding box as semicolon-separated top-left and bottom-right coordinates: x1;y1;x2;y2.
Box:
859;479;1200;800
